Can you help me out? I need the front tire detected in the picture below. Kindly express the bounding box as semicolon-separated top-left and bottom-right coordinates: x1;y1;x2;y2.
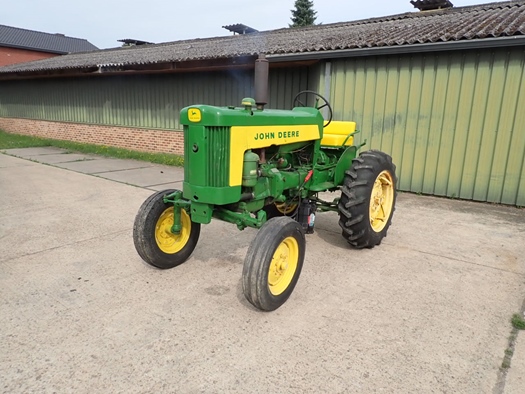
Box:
338;150;397;249
133;189;200;269
242;217;305;311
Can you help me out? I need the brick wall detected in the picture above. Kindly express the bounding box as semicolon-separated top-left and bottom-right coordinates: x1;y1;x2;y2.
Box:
0;118;184;155
0;47;57;66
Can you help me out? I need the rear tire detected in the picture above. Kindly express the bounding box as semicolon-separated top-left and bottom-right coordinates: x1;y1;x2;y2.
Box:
338;150;397;249
133;189;200;269
243;217;305;311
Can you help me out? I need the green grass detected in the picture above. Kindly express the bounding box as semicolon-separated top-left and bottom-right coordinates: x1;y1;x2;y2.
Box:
511;313;525;330
0;130;183;166
0;130;54;149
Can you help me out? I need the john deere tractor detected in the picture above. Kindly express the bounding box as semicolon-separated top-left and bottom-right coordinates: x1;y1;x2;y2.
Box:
133;56;397;311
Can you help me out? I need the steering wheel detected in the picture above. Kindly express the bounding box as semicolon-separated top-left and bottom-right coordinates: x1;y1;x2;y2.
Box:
292;90;333;127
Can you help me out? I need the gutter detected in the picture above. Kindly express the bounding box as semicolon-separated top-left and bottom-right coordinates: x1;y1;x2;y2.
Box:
266;36;525;62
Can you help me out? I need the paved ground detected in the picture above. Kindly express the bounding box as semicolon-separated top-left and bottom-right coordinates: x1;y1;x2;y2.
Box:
1;147;524;393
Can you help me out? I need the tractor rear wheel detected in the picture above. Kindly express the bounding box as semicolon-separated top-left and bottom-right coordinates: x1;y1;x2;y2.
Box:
242;217;305;311
338;150;396;249
133;189;200;269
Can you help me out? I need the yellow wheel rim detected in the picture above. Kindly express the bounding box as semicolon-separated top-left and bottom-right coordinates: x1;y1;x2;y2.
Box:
369;170;395;232
268;237;299;296
275;202;298;215
155;208;191;254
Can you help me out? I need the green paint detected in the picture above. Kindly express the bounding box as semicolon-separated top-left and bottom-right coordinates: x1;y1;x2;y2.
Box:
172;99;358;229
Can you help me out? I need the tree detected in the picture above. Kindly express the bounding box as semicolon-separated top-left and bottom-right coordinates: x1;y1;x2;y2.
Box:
290;0;317;27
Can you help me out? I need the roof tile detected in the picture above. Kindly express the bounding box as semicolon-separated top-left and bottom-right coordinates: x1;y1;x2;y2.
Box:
0;24;98;54
1;1;524;75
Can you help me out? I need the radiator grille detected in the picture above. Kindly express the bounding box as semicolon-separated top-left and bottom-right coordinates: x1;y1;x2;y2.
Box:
206;126;230;187
184;125;230;187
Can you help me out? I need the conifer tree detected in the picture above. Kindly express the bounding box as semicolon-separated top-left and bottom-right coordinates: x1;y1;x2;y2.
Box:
290;0;317;27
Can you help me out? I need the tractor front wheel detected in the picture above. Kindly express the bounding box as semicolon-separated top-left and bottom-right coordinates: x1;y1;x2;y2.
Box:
242;217;305;311
133;189;200;269
338;150;397;248
263;201;299;220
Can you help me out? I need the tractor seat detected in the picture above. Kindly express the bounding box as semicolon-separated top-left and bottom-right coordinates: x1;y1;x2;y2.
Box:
321;121;356;147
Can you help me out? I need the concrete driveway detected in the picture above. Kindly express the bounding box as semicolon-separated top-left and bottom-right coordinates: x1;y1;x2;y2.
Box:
1;148;524;393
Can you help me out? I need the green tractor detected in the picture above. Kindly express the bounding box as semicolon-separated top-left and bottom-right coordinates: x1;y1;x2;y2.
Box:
133;57;397;311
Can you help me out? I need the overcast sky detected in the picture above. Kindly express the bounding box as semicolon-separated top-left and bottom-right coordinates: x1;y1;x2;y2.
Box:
3;0;502;49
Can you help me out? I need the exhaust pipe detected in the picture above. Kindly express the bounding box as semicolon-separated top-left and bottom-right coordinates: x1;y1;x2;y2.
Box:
254;54;269;110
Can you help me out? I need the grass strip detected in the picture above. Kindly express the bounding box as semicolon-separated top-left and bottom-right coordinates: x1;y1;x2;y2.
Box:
0;130;183;166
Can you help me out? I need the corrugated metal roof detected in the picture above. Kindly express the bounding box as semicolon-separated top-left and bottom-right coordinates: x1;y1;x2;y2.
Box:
0;24;99;54
0;1;524;75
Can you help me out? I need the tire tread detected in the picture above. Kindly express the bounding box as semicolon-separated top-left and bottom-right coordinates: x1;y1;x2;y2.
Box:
133;189;200;269
242;217;305;311
337;150;397;249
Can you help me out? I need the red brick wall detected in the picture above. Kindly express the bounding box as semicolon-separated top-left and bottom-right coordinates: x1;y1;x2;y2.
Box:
0;118;184;155
0;47;58;66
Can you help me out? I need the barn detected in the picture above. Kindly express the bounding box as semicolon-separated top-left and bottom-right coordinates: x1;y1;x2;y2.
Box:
0;0;524;205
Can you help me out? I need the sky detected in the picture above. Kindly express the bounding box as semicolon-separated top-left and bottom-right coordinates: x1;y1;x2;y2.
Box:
3;0;503;49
